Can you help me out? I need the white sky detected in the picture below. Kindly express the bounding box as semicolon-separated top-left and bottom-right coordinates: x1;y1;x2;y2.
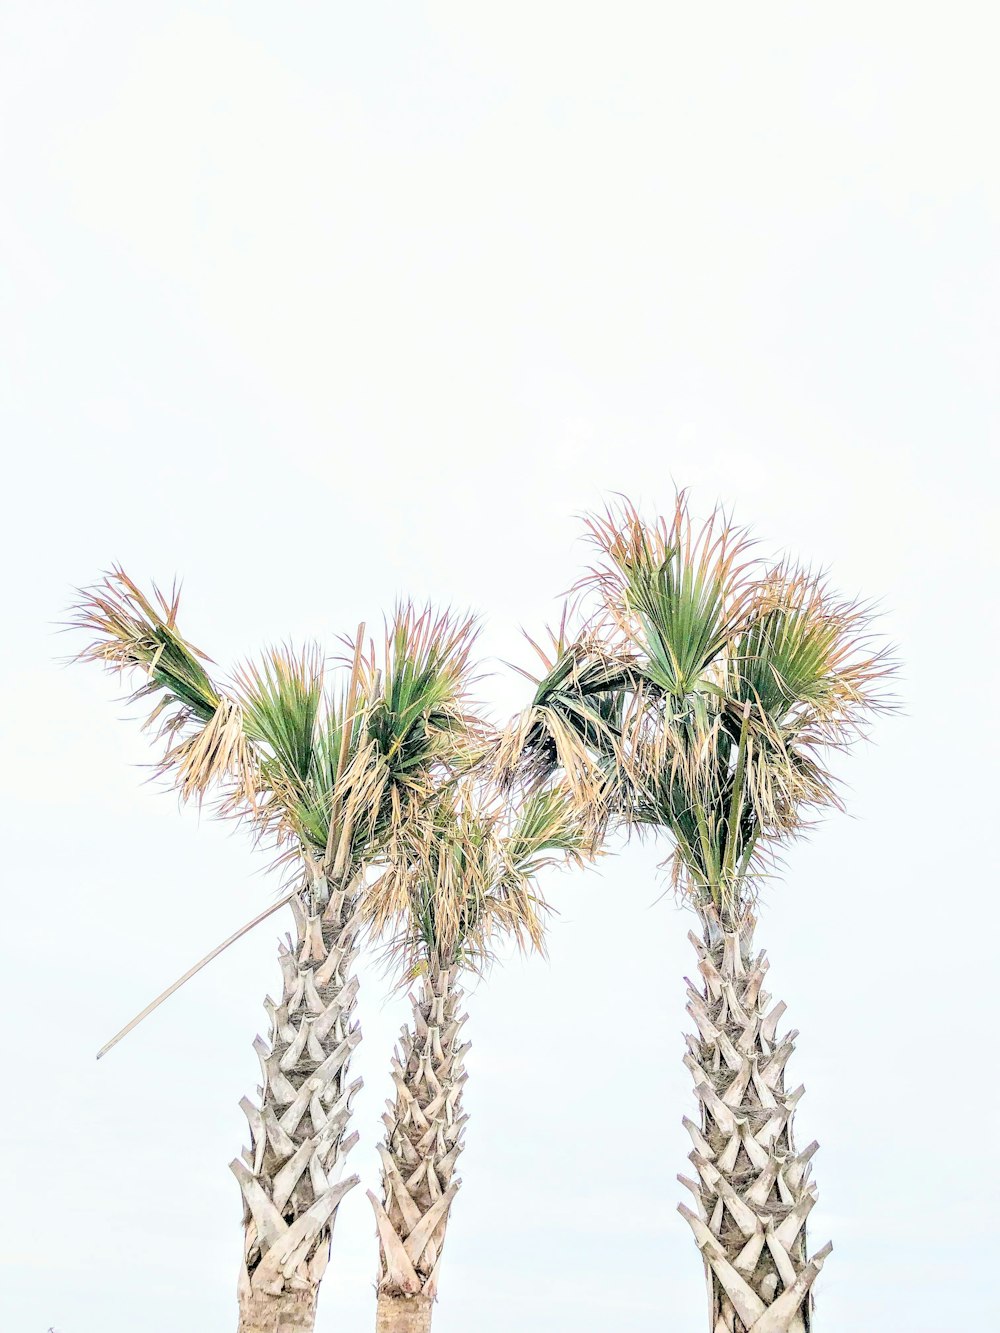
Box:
1;4;997;1331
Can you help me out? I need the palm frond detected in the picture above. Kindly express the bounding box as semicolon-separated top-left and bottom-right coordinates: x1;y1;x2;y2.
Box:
730;562;896;741
492;613;638;836
366;776;589;984
167;695;257;806
70;567;219;721
233;643;324;789
272;605;489;885
579;492;759;697
502;783;593;877
69;568;257;804
361;602;485;788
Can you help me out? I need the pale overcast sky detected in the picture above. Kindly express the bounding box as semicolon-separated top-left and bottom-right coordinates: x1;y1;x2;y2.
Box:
1;5;997;1331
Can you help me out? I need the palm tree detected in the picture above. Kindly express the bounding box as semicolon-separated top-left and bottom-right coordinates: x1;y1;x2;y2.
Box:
496;495;893;1333
363;781;589;1333
71;571;483;1333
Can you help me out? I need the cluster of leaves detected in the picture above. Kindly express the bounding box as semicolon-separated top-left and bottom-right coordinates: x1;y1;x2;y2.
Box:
492;608;641;836
71;488;894;966
71;571;484;888
71;571;582;982
497;494;894;921
366;780;592;981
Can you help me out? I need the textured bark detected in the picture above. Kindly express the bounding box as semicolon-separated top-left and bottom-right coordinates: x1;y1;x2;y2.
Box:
231;883;362;1328
237;1286;317;1333
368;966;467;1322
679;913;832;1333
375;1293;434;1333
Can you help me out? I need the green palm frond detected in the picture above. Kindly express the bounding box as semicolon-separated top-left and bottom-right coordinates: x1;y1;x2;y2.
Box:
730;563;895;741
233;644;324;790
493;610;638;833
264;722;376;865
71;567;219;722
295;607;485;878
502;784;592;878
362;602;485;787
69;568;257;804
278;605;486;882
580;493;758;697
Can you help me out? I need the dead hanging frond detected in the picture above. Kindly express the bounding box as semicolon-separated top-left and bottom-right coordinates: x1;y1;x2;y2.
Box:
364;776;594;986
165;695;258;807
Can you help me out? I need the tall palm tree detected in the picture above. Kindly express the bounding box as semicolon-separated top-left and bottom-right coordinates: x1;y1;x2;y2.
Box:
363;781;589;1333
71;571;483;1333
496;496;893;1333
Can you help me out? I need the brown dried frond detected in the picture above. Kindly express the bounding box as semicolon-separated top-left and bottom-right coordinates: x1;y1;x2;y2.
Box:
163;696;259;807
365;775;593;985
491;614;634;846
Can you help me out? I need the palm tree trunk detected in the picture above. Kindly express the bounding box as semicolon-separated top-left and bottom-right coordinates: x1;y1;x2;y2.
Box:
367;965;468;1331
231;882;363;1331
375;1293;433;1333
236;1287;316;1333
678;911;832;1333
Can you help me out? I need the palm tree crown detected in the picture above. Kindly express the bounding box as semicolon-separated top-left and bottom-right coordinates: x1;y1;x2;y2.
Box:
367;779;590;981
71;568;485;883
498;494;894;923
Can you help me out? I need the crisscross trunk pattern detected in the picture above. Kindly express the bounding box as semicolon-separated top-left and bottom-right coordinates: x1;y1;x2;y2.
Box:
231;884;363;1333
678;917;832;1333
368;966;468;1333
